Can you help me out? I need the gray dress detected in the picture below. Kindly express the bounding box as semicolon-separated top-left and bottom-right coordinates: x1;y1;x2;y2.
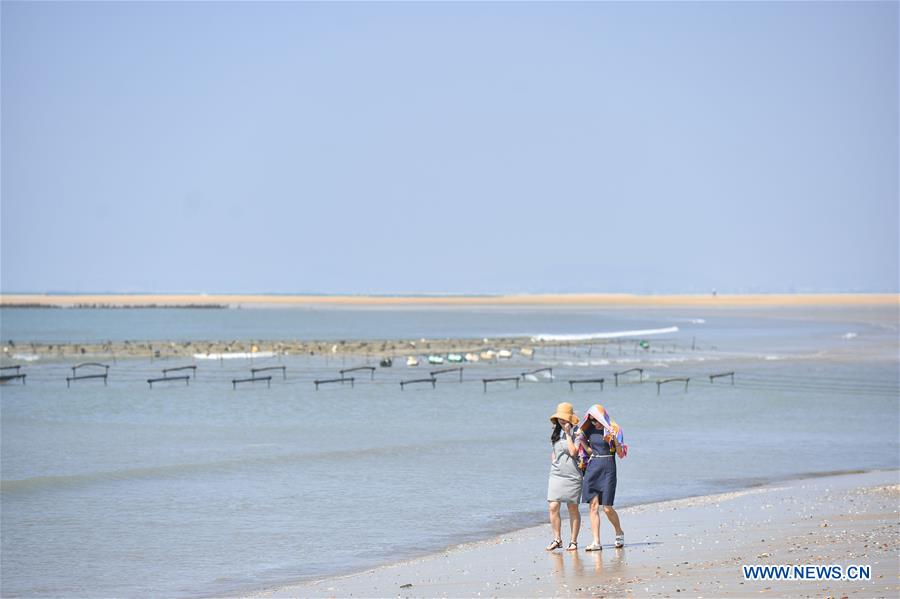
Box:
547;432;583;503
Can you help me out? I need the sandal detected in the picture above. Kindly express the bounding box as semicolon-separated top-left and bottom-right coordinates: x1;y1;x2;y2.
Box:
546;538;562;551
615;534;624;548
584;542;602;551
566;541;578;551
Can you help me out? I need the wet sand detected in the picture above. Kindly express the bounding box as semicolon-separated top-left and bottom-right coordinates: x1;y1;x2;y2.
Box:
245;470;898;598
1;293;897;308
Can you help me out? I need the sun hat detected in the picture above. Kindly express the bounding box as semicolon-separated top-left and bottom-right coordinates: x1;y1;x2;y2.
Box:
549;402;579;426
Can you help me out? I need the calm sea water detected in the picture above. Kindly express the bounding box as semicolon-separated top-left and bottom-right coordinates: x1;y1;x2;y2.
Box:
1;306;898;597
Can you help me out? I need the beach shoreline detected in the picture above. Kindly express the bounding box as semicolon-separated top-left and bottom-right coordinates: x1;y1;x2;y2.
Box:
240;469;899;598
1;292;897;309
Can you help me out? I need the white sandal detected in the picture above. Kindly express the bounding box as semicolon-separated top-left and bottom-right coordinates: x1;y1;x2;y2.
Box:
615;533;624;548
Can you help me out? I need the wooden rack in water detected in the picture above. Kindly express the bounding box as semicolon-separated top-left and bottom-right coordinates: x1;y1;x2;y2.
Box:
400;377;437;390
340;366;375;380
709;371;735;384
72;362;110;374
232;376;272;390
252;365;287;380
315;377;354;390
431;367;463;382
162;365;197;378
66;373;107;387
148;376;190;388
614;368;644;386
67;362;110;387
568;378;605;391
0;365;26;385
657;377;690;394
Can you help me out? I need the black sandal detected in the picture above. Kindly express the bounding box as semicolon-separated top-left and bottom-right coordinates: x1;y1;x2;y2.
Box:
546;538;562;551
566;541;578;551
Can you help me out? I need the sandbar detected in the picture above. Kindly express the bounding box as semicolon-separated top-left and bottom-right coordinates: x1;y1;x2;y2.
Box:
1;293;897;309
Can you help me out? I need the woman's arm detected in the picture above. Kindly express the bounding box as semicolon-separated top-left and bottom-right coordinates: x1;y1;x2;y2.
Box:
579;425;593;454
565;432;578;457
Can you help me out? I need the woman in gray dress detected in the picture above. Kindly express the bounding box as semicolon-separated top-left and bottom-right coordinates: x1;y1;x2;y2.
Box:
546;402;583;551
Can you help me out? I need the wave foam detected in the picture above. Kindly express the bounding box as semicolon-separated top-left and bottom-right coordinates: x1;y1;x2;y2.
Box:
11;353;39;361
193;352;277;360
531;326;679;342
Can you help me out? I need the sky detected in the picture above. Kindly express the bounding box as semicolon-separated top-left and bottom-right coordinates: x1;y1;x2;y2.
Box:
1;1;897;295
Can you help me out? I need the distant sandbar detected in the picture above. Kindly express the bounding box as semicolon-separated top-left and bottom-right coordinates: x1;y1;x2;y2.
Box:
1;293;896;308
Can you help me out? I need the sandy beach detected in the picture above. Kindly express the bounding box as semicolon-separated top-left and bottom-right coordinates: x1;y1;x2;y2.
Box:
246;470;899;598
1;293;897;309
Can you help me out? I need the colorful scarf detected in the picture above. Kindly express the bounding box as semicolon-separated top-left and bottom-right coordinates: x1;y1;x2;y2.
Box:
578;404;628;460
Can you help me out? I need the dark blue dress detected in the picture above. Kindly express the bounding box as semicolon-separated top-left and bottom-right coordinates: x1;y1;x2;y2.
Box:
581;424;617;506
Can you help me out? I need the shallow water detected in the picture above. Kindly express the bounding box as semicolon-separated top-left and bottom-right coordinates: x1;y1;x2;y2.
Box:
1;306;897;596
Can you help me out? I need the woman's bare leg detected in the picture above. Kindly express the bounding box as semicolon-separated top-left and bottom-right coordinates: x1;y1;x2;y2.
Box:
589;496;601;545
548;501;562;546
566;502;581;545
602;505;624;536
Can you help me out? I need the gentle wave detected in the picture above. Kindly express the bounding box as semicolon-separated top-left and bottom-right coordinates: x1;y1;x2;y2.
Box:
0;438;479;495
530;326;679;342
193;351;277;360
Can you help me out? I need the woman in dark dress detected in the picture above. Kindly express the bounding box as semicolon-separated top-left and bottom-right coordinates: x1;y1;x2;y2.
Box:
580;404;625;551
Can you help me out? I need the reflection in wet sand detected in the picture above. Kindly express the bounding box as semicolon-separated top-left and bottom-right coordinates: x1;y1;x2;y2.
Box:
549;546;626;591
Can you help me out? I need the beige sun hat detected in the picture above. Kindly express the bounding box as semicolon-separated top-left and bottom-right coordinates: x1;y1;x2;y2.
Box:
549;402;579;426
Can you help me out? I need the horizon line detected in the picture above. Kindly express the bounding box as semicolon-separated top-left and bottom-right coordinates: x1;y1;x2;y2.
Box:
1;290;898;298
1;291;898;310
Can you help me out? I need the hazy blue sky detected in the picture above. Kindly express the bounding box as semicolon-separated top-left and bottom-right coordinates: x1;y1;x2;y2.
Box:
2;1;897;294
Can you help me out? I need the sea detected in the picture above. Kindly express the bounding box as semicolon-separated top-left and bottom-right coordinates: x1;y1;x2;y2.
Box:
1;304;898;597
